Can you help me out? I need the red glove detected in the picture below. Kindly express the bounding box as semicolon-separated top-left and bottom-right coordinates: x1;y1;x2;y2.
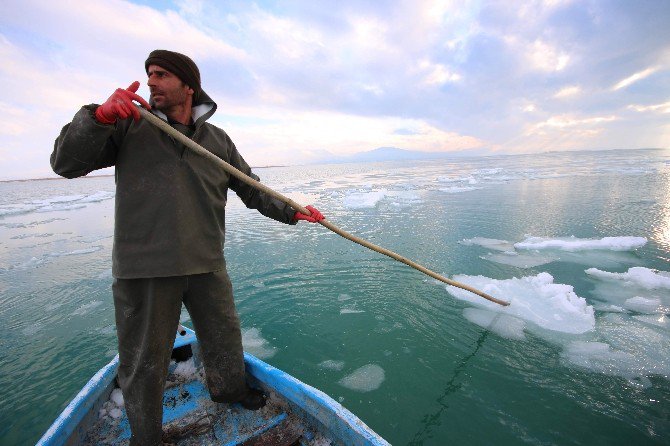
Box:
94;81;151;124
294;205;325;223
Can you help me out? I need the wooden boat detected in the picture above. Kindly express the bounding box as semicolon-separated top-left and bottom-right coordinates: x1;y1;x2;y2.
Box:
36;327;389;445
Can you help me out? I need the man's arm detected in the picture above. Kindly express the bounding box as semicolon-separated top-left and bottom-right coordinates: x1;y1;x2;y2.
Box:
226;140;299;224
51;82;150;178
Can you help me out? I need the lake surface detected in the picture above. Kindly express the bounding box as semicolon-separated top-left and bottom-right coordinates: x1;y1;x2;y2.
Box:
1;148;669;445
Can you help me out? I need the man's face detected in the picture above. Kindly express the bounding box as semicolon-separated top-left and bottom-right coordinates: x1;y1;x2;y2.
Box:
147;64;193;111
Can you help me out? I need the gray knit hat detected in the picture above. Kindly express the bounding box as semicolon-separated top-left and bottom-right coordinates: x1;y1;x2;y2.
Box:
145;49;201;102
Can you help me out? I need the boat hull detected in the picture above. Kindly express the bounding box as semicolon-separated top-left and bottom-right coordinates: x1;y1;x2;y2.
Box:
37;328;389;445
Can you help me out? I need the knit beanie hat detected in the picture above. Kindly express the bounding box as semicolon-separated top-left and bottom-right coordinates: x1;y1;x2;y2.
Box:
145;50;201;102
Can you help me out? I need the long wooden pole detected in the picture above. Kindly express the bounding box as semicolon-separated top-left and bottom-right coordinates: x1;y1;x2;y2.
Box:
139;108;510;306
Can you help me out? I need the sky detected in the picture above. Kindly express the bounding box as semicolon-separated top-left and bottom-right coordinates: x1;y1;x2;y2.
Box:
0;0;669;180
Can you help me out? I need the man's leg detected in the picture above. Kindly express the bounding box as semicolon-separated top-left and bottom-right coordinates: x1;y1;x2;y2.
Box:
183;269;247;402
113;277;184;446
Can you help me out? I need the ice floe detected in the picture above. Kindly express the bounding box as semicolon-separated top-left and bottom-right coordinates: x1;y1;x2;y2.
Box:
440;186;483;193
0;191;114;218
342;189;422;209
462;308;526;340
586;266;670;290
446;268;669;386
342;190;387;209
242;327;276;359
561;313;670;386
481;252;557;268
337;364;385;392
340;308;365;314
586;267;670;313
462;235;645;269
460;237;515;252
447;272;595;334
318;360;346;371
515;236;647;252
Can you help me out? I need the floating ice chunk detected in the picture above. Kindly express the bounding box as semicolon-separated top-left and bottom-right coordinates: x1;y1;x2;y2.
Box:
337;294;353;301
283;191;320;206
78;191;115;203
72;300;103;316
562;313;670;384
49;246;103;257
318;360;345;371
110;388;124;407
482;252;557;268
591;303;626;313
562;341;640;379
36;203;87;213
338;364;385;392
340;308;365;314
342;190;387;209
586;267;670;290
515;236;647;252
463;308;526;340
586;267;670;308
440;186;483;193
242;327;276;359
460;237;514;252
624;296;662;314
387;190;422;207
632;314;668;329
446;272;595;334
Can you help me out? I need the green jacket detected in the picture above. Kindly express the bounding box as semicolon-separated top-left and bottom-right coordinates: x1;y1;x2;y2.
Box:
51;92;296;279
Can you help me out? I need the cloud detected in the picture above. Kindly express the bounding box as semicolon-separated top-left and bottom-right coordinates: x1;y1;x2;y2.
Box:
214;106;486;166
0;0;669;179
418;60;462;86
627;101;670;113
529;114;618;133
612;67;659;91
526;39;570;72
554;86;582;98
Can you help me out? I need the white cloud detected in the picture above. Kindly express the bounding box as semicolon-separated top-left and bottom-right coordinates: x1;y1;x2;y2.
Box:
528;39;570;72
419;60;462;86
554;86;582;98
0;0;667;179
627;101;670;113
529;114;618;132
612;67;659;91
214;106;485;166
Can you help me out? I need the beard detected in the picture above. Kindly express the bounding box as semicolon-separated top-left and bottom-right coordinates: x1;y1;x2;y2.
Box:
149;88;189;111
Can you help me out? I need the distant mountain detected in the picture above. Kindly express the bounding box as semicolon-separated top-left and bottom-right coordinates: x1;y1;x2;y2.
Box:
308;146;489;164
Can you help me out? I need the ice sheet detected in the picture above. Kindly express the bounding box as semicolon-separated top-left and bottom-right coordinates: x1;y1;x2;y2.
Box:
586;267;670;310
515;236;647;252
337;364;385;392
463;308;526;340
446;272;595;334
242;327;276;359
0;191;114;217
586;267;670;290
464;235;644;269
481;252;557;268
318;360;345;371
460;237;515;252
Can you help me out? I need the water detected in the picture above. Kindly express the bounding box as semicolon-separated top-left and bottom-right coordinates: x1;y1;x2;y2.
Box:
1;149;669;445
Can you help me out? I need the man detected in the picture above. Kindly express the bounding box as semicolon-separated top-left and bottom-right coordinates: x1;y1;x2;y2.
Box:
51;49;324;446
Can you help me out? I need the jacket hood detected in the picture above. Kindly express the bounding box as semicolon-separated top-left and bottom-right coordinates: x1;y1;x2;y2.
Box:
151;88;216;127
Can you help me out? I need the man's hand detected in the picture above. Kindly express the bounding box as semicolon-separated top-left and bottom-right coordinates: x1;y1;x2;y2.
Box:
94;81;151;124
294;205;325;223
